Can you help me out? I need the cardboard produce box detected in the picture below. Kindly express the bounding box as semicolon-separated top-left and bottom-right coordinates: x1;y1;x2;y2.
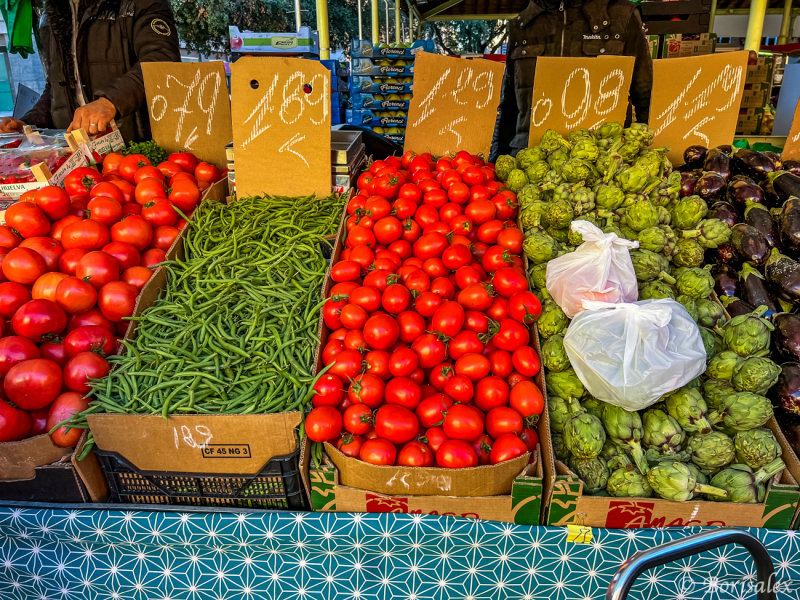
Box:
746;56;775;85
737;107;767;136
740;83;771;109
659;33;716;59
310;448;543;524
542;418;800;529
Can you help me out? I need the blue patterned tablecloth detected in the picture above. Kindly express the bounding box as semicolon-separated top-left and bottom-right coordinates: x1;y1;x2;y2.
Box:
0;505;798;600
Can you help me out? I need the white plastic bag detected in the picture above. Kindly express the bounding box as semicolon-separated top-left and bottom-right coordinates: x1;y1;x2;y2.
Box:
545;221;639;319
562;299;707;411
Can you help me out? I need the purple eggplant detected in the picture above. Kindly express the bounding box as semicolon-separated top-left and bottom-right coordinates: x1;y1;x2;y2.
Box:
726;179;765;213
731;223;770;266
765;247;800;302
679;172;698;198
768;171;800;204
773;313;800;362
696;172;726;200
730;174;757;185
744;202;780;248
720;295;756;317
683;145;707;169
783;160;800;176
769;362;800;416
732;149;776;182
764;151;783;171
708;202;739;227
703;148;731;179
739;263;778;315
779;198;800;257
717;145;733;156
713;264;739;297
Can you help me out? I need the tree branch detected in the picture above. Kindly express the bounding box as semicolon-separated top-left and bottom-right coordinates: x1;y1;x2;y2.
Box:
433;25;457;55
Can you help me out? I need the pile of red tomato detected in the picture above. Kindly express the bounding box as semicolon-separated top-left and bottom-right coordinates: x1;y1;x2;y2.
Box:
0;150;221;446
305;150;545;470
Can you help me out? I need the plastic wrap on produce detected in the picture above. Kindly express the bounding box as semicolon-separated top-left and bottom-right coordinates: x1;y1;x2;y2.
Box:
563;299;707;411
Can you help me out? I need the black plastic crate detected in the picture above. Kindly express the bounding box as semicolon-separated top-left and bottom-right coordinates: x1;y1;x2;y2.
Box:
640;0;711;17
644;12;710;35
95;447;309;510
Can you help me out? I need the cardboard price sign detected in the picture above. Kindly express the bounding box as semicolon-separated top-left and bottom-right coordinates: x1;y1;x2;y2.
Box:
404;52;504;156
783;102;800;161
651;51;748;165
529;56;635;146
231;57;330;197
142;62;232;168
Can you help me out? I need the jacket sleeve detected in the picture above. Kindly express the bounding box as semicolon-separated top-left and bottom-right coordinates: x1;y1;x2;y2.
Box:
21;81;54;128
624;8;653;123
93;0;181;118
492;54;519;159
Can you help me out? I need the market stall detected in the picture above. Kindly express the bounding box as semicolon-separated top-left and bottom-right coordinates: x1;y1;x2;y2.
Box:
0;1;799;597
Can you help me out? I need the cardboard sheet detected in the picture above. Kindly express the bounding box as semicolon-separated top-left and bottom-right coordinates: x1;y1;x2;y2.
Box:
782;101;800;161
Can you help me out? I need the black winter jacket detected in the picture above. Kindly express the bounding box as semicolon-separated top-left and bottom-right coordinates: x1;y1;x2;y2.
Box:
493;0;653;157
23;0;181;142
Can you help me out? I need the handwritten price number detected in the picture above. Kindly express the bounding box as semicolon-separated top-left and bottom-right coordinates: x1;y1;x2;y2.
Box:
532;67;625;130
241;71;328;168
173;425;213;450
149;71;221;150
413;67;496;147
655;64;743;146
566;524;593;544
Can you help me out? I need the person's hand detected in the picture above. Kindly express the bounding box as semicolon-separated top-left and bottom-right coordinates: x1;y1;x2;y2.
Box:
68;98;117;135
0;118;24;133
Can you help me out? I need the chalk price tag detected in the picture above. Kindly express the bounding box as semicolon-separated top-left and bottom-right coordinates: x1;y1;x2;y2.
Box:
650;51;748;165
783;102;800;161
404;52;504;157
231;57;331;198
529;56;635;146
142;61;232;168
566;524;593;544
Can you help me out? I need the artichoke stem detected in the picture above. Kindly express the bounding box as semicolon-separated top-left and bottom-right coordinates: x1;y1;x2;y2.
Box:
682;230;702;239
755;458;786;485
629;443;649;475
659;272;677;285
694;483;729;498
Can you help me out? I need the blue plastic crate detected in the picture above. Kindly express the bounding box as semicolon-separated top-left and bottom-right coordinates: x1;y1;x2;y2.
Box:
349;39;435;59
349;76;414;94
351;59;414;77
350;93;410;110
346;109;407;127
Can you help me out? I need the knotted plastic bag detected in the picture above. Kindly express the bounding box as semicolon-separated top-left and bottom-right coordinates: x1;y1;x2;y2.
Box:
563;299;707;411
545;221;639;318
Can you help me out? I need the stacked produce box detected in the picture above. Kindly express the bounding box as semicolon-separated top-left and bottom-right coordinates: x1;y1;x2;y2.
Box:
331;130;366;195
738;54;776;136
347;40;434;144
494;125;800;527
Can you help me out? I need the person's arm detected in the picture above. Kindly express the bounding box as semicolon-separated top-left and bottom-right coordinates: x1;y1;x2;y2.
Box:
18;81;54;129
624;8;653;123
493;54;519;158
92;0;181;119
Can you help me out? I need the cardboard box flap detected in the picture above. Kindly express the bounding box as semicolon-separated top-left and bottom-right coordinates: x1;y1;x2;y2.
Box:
88;413;301;474
325;443;529;497
72;432;108;502
0;434;71;480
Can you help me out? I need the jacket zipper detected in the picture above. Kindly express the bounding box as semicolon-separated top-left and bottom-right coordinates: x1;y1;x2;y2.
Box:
560;2;566;56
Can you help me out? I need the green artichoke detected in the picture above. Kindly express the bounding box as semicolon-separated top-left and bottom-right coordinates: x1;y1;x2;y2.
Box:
549;396;571;434
540;129;569;153
638;280;676;300
702;379;737;411
570;138;600;161
608;468;653;497
552;432;569;461
542;168;564;188
564;410;606;459
647;461;728;501
494;155;517;181
696;298;726;328
568;128;593;144
682;218;732;249
523;229;558;265
670;195;709;230
582;397;605;420
547;368;586;401
520;202;548;230
571;187;596;216
548;148;570;170
672;238;705;268
685;461;709;485
709;458;785;503
709;392;773;432
720;305;774;358
517;184;542;208
624;123;655;147
544;199;574;230
642;409;686;455
569;456;610;494
562;158;595;183
675;267;714;299
506;169;528;193
525;161;551;185
615;165;650;194
676;294;699;321
734;428;782;470
630;249;672;282
529;263;547;290
705;351;744;381
602;439;634;472
699;327;721;358
650;171;682;207
623;198;659;232
548;226;570;245
594;184;625;210
602;404;649;474
646;447;690;465
597;122;623;140
542;334;571;372
731;357;782;395
516;147;547;170
538;302;569;339
687;432;736;471
663;388;713;434
637;226;667;253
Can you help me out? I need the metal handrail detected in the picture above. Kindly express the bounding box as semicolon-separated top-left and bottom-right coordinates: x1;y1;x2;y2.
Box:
607;528;776;600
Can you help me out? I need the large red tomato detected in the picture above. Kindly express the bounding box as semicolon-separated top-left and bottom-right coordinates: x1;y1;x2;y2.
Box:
5;201;50;238
384;377;421;410
374;405;418;444
46;392;90;447
63;352;110;393
77;251;120;289
98;281;138;322
0;225;21;252
343;404;374;435
19;237;64;271
443;404;485;442
111;215;153;250
474;375;511;412
347;373;385;408
118;155;151;183
0;399;32;442
4;358;62;409
61;220;110;251
490;433;528;464
64;167;102;196
305;406;343;442
102;241;141;270
0;335;40;376
11;300;67;342
0;282;30;319
87;196;123;226
64;326;116;357
436;440;478;468
31;272;69;302
485;406;524;439
359;438;397;465
363;313;399;350
397;441;435;467
510;381;545;419
33;186;70;221
2;247;46;284
411;333;447;369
